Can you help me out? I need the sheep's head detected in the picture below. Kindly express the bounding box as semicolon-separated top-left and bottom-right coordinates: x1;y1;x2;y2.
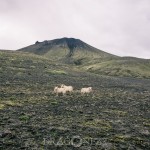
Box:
54;86;58;92
61;84;65;88
89;87;92;91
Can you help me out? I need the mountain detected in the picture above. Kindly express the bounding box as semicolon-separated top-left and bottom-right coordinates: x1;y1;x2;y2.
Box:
18;37;117;64
18;37;150;78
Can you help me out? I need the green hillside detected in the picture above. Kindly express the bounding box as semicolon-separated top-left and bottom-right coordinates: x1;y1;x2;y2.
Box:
18;38;150;79
81;57;150;78
0;50;150;149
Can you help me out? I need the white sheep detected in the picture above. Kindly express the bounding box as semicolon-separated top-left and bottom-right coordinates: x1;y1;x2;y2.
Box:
81;87;92;94
60;84;73;93
54;86;67;96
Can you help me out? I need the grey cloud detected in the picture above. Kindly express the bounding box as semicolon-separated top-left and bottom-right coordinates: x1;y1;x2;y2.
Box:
0;0;150;58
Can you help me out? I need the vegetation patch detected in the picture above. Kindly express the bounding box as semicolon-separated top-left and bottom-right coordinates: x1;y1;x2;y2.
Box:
0;104;5;110
46;69;67;75
82;119;112;131
19;114;30;122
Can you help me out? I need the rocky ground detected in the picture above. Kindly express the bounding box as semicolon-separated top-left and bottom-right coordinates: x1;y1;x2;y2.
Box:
0;51;150;149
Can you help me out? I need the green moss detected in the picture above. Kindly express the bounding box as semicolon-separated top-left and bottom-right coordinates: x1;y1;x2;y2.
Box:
83;58;150;78
83;119;112;131
111;135;127;143
1;100;22;107
103;109;127;117
19;114;30;121
50;101;58;105
30;65;36;69
46;69;67;75
0;104;5;110
143;122;150;127
0;101;22;109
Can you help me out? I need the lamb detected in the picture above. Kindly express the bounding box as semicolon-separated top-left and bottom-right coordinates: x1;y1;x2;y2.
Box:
60;84;73;93
54;86;67;96
81;87;92;94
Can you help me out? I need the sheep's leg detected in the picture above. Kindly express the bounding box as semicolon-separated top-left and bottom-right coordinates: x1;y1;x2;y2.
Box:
63;92;66;96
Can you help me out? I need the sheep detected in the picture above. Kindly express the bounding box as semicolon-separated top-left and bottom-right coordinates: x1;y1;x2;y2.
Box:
60;84;73;93
81;87;92;95
54;86;67;96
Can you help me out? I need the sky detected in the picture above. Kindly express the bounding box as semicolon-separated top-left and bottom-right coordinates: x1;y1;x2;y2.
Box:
0;0;150;58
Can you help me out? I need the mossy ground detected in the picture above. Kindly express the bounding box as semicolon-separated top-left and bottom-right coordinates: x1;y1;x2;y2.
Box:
0;51;150;149
82;58;150;79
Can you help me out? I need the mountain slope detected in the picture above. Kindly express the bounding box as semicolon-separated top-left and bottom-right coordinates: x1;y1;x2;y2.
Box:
18;37;150;78
1;50;150;150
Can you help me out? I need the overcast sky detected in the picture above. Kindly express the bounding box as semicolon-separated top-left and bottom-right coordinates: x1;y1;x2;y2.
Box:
0;0;150;58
